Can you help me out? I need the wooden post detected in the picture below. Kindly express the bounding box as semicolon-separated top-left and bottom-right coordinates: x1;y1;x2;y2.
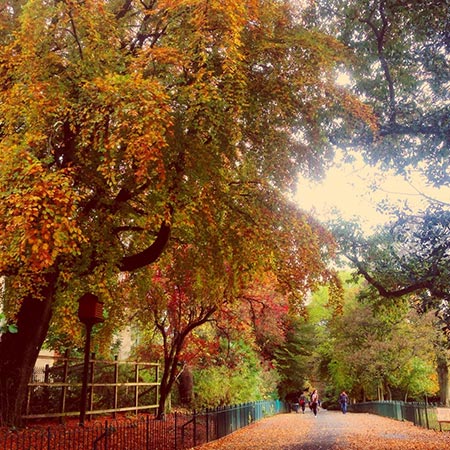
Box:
79;323;93;426
59;350;69;424
43;364;50;411
77;293;104;426
88;352;95;421
25;380;32;419
113;356;119;418
155;364;159;411
135;363;139;415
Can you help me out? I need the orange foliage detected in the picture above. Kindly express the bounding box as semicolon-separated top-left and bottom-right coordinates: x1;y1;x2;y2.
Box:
0;0;368;360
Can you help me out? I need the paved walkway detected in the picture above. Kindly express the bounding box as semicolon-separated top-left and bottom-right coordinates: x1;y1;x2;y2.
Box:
194;409;450;449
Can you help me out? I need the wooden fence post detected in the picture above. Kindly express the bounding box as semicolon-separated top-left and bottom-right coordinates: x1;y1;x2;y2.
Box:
155;365;159;410
59;350;69;424
135;363;139;415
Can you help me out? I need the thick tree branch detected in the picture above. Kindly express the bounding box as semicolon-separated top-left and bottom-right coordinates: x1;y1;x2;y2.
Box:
118;220;171;271
346;254;433;298
330;118;447;149
379;121;446;137
114;0;133;19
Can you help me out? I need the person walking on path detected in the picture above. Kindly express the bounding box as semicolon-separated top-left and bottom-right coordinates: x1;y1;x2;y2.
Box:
299;392;307;414
310;389;319;416
338;390;349;414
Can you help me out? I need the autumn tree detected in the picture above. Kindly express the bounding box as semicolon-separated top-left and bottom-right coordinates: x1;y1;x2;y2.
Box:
306;0;450;404
308;0;449;177
0;0;371;425
129;244;223;419
308;0;450;325
213;270;316;403
330;297;438;402
307;0;450;319
129;186;341;417
332;212;450;330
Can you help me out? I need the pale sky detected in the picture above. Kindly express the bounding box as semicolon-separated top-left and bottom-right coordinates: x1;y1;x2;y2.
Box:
294;72;450;232
294;151;450;234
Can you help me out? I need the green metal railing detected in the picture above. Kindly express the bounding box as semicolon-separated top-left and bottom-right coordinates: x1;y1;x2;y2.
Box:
181;399;288;448
349;401;442;430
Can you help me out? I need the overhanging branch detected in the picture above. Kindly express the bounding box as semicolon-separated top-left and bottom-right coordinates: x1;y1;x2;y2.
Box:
347;254;433;298
118;221;171;272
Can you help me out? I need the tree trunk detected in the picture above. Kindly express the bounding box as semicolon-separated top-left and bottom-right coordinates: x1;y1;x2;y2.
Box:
0;270;58;427
154;309;216;419
157;367;169;419
359;386;366;403
178;365;193;407
156;335;187;420
437;353;450;406
157;356;179;420
385;383;392;401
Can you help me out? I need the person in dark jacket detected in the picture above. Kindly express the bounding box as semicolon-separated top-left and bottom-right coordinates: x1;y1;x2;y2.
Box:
339;390;349;414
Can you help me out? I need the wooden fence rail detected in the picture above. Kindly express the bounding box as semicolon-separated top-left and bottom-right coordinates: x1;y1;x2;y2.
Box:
23;351;160;422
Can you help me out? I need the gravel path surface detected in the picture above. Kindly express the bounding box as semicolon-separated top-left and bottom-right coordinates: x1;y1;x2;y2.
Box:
194;409;450;449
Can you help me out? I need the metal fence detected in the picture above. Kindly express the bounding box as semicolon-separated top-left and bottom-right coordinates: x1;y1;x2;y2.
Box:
1;400;287;450
349;401;442;430
198;400;287;445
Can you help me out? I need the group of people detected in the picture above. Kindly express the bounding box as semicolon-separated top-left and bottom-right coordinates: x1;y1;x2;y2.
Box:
293;389;320;416
292;389;349;416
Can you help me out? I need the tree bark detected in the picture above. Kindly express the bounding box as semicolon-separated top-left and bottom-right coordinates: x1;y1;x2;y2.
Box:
157;353;180;420
437;354;450;406
0;270;58;427
178;365;193;407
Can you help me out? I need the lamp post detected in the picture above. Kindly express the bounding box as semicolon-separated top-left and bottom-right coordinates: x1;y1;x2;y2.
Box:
78;293;104;426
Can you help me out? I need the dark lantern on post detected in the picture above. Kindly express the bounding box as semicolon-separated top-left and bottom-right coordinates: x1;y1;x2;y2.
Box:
78;293;104;426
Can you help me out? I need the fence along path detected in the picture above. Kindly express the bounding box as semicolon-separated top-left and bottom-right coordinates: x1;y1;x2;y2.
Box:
196;409;450;450
25;352;160;421
0;401;285;450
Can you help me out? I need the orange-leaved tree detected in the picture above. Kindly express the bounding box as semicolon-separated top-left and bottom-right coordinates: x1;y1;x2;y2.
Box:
130;243;231;419
128;185;341;417
0;0;373;425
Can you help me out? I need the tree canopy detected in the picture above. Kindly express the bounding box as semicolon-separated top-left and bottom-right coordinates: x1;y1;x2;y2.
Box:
309;274;439;404
0;0;372;426
308;0;449;183
309;0;450;403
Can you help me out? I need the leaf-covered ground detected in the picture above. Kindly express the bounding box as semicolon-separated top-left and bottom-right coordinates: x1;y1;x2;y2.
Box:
194;409;450;450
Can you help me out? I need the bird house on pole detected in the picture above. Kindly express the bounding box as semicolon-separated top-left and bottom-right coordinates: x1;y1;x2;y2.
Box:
78;293;104;325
